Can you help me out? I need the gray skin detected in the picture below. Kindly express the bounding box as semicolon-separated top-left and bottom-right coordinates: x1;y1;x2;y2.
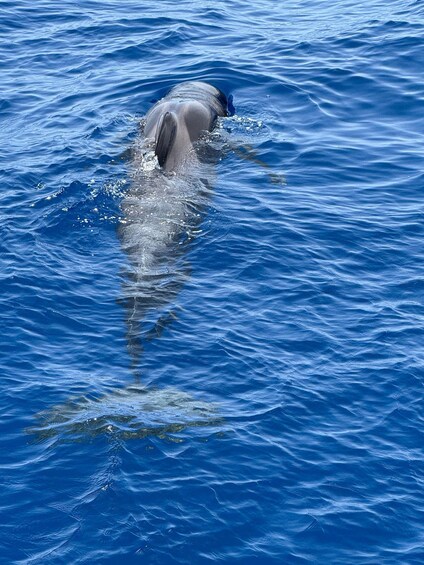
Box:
119;82;228;372
144;81;228;172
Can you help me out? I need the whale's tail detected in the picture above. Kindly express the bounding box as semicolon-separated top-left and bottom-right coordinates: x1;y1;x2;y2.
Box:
155;111;177;168
27;382;223;443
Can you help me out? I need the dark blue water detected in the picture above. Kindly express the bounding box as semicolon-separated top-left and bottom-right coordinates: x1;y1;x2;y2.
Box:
1;0;424;563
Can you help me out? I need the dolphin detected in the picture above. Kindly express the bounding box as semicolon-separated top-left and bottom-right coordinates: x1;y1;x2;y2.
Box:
144;81;228;172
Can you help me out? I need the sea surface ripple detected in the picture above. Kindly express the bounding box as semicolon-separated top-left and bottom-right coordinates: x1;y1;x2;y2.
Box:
1;0;424;563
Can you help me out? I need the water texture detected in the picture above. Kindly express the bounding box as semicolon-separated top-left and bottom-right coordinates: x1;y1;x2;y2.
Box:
1;0;424;563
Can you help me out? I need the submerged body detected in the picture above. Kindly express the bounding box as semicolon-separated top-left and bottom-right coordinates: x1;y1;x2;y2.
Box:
119;82;229;368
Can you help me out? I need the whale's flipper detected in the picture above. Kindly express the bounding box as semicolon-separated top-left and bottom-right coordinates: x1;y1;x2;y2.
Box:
155;111;177;167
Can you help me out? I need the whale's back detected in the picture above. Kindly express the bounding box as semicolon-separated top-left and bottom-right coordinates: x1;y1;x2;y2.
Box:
143;81;228;172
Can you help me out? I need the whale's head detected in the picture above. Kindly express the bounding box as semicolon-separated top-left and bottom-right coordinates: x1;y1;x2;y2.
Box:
166;81;229;117
142;81;230;173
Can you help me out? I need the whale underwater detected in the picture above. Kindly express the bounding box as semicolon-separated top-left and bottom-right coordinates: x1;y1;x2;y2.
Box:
27;82;230;441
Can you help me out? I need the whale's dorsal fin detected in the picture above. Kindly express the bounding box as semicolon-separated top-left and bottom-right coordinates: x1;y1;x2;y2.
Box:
155;111;177;168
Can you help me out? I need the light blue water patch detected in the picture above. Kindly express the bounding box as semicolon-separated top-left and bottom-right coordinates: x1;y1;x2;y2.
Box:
1;0;424;563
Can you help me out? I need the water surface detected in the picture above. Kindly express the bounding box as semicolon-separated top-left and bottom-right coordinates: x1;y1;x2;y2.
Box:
1;0;424;563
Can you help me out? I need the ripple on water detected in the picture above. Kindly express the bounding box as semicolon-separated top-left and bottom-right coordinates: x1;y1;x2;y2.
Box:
1;0;424;563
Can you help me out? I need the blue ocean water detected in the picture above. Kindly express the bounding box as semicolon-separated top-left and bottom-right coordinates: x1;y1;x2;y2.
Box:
1;0;424;562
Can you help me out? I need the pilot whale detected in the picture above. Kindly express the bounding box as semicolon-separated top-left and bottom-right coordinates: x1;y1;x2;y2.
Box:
25;82;231;441
119;81;229;368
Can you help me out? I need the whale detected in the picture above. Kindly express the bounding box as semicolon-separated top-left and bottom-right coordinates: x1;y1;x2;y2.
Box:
119;81;229;369
25;82;230;442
